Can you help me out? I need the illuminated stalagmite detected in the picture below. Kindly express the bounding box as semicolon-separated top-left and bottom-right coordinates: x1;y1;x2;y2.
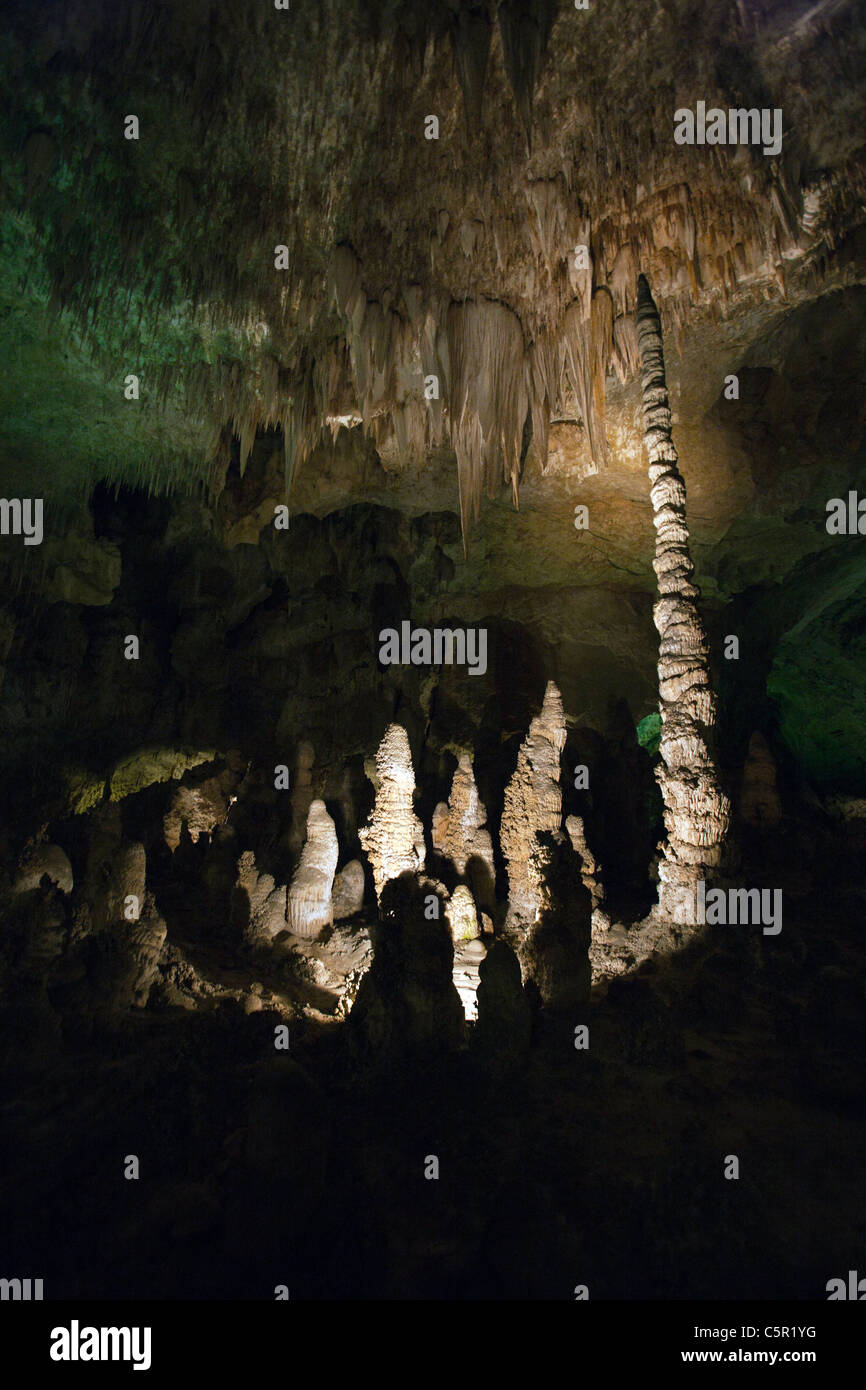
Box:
501;681;567;933
636;275;730;922
287;799;339;939
431;752;496;910
359;724;426;900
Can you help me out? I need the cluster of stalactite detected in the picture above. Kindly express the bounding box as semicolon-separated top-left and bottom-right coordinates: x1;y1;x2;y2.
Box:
5;0;864;526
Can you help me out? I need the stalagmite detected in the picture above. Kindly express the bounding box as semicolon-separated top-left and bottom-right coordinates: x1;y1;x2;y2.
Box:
445;884;480;943
232;850;288;943
636;274;730;923
331;859;366;920
287;800;339;939
431;753;496;909
565;814;611;934
740;731;782;829
348;873;465;1058
501;681;567;935
358;724;426;900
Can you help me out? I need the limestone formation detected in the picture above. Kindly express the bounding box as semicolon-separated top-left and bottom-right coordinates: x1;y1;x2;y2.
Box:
80;813;147;935
331;859;365;921
445;884;480;943
349;873;465;1058
13;844;73;896
163;775;228;850
565;814;611;934
519;830;592;1012
501;681;567;933
359;724;425;900
740;732;782;829
474;938;532;1063
288;740;316;855
636;275;731;923
287;800;339;939
231;850;287;943
452;937;487;1022
431;753;496;910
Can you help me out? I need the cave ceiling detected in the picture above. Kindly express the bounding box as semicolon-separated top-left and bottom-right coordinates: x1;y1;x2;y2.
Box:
2;0;865;563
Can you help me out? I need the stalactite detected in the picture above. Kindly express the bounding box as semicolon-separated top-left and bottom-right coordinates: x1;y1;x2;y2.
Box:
636;273;730;925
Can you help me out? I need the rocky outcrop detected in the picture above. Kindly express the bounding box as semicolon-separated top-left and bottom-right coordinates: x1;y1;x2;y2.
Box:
740;732;782;830
501;681;567;934
359;724;425;900
287;800;339;939
431;753;496;910
637;275;730;924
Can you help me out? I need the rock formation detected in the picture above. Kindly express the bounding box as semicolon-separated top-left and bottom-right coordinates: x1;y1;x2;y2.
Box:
287;800;339;939
431;753;496;910
348;873;465;1059
501;681;567;934
636;274;731;924
518;830;593;1013
474;938;532;1064
163;774;229;850
359;724;425;900
288;741;316;855
565;814;611;934
231;850;287;943
13;844;74;896
452;937;487;1023
88;901;168;1012
445;884;480;943
331;859;366;921
740;732;782;830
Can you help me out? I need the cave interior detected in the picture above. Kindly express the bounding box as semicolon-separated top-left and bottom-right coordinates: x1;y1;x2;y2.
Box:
1;0;866;1303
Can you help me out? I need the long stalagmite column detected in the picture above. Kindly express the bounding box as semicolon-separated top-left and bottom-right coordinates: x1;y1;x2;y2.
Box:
636;274;730;923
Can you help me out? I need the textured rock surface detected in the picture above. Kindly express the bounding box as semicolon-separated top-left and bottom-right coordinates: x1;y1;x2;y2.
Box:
637;275;730;923
445;884;479;943
432;753;496;910
231;850;287;943
359;725;426;900
452;936;487;1023
163;775;229;851
331;859;366;921
565;814;609;935
517;831;592;1012
501;682;567;933
287;800;339;939
13;844;73;896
